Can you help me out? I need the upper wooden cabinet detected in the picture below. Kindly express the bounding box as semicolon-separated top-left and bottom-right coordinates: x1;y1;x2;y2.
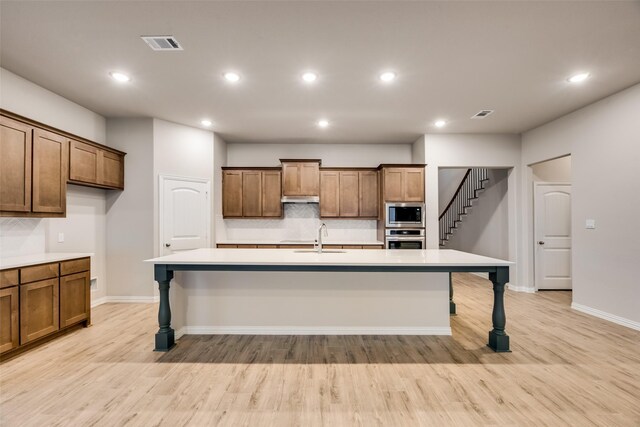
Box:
381;166;425;202
32;129;67;214
0;117;67;217
223;168;282;218
0;116;32;213
69;140;124;190
320;169;379;219
1;111;126;218
281;160;320;196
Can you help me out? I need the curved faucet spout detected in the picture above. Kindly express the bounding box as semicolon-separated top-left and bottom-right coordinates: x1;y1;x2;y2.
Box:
316;223;328;253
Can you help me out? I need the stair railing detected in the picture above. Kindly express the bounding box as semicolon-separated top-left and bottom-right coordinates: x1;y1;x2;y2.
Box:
439;168;489;246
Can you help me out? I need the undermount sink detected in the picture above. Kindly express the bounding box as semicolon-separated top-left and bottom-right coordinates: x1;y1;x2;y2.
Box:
294;250;346;254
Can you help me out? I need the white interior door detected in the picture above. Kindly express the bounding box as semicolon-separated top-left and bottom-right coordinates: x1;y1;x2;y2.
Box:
534;183;572;290
160;175;210;256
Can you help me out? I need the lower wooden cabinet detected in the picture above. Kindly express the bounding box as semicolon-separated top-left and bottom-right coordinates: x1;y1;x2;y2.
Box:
0;287;19;353
60;271;90;328
0;256;91;357
20;278;59;345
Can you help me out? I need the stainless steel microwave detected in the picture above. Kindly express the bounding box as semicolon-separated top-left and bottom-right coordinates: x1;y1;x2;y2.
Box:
385;202;426;228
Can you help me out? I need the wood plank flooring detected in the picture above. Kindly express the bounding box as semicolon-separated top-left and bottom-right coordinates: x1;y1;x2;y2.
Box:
1;273;638;426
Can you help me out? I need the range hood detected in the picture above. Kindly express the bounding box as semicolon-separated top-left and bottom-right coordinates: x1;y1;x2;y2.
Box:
281;195;320;204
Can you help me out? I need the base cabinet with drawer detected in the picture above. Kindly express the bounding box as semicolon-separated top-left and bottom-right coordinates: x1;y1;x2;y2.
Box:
0;256;91;357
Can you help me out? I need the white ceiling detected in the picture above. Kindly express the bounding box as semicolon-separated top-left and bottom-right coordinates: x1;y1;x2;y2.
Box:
1;1;640;144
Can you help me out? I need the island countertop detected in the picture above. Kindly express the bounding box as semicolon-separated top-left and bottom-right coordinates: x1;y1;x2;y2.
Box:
146;248;512;267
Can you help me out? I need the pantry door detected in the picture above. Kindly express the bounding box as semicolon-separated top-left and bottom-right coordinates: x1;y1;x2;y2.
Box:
160;175;210;256
534;183;572;290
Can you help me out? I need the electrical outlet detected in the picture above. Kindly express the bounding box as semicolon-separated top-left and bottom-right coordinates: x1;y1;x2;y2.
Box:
585;219;596;229
58;232;64;243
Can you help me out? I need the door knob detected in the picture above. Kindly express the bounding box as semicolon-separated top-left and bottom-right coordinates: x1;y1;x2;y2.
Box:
538;241;545;245
165;243;171;247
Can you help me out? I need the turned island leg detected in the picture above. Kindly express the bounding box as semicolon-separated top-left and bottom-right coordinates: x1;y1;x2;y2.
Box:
449;273;456;315
154;265;175;351
488;266;510;352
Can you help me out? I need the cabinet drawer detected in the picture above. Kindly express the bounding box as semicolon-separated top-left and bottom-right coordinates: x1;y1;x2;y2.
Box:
0;269;19;289
60;258;90;276
20;263;59;284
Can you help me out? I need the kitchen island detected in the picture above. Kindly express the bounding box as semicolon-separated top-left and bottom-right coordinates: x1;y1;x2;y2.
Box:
146;248;512;352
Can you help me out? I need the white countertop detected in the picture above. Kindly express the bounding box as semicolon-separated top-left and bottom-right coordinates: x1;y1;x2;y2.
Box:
146;248;512;267
217;239;384;246
1;253;93;270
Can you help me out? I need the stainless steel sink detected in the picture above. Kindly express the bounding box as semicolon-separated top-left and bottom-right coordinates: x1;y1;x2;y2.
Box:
294;250;346;254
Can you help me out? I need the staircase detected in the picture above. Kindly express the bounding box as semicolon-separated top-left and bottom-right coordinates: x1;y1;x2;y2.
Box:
439;168;489;247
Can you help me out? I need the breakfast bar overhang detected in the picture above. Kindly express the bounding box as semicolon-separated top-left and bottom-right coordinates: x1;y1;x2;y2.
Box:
147;248;513;353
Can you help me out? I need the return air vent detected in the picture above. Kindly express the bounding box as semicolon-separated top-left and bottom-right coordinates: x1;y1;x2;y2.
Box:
471;110;494;119
141;36;183;51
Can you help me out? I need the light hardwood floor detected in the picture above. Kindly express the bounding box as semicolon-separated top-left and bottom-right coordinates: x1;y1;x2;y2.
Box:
1;273;638;426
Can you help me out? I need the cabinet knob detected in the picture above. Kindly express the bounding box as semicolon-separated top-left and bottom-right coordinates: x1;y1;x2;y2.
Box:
538;241;545;245
165;243;171;247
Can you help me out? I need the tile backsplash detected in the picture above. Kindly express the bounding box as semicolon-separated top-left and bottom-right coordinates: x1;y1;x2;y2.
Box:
217;204;378;242
0;218;46;258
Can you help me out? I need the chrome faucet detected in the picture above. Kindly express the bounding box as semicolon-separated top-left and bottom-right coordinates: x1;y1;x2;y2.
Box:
316;223;328;253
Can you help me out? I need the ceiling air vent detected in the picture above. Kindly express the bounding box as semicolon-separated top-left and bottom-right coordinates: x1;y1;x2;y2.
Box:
141;36;183;51
471;110;494;119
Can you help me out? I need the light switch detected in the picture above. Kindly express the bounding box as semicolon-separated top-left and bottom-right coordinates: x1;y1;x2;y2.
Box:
58;232;65;243
585;219;596;229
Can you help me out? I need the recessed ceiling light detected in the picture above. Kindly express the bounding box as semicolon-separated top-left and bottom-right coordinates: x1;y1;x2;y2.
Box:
201;119;213;127
434;120;447;128
567;72;590;83
109;71;130;83
302;72;318;83
224;72;241;83
379;71;396;82
317;119;329;128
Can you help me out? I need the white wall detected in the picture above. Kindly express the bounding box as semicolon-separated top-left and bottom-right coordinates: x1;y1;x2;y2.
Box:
212;134;228;242
0;68;106;143
522;83;640;325
419;134;522;287
531;155;571;182
105;119;155;299
227;142;412;167
153;119;214;256
0;68;109;302
444;169;510;261
438;168;468;216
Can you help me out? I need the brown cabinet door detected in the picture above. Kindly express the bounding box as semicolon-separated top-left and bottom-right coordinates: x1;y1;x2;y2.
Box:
0;116;32;213
404;168;425;202
320;171;339;217
99;150;124;189
339;171;359;217
383;168;404;202
242;171;262;217
222;171;243;217
262;171;282;217
282;163;301;196
0;286;19;354
20;278;59;344
282;162;319;196
300;163;319;196
60;271;90;328
32;129;67;214
69;140;98;184
359;171;379;218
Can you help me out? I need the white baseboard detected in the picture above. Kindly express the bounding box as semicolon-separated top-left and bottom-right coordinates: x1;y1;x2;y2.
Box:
175;326;452;339
507;284;536;293
91;295;159;307
571;302;640;331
